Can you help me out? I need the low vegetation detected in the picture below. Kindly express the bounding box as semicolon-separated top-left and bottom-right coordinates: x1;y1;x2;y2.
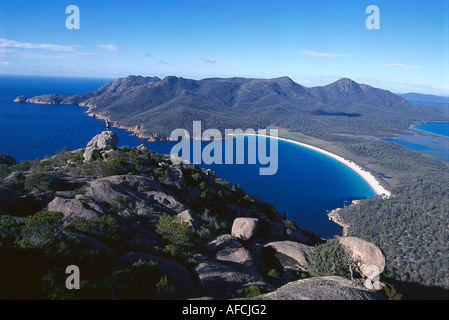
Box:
0;148;316;299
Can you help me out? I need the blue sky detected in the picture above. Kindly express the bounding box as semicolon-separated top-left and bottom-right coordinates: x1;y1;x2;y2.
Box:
0;0;448;95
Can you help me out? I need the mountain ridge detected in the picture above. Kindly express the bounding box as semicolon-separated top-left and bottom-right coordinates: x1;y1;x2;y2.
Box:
399;92;449;104
17;75;449;140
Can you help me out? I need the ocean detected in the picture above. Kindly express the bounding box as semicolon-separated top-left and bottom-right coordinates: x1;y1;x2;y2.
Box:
0;74;378;238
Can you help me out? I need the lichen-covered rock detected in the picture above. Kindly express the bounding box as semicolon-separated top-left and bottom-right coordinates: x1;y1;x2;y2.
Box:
250;276;385;300
84;175;186;215
83;147;101;161
231;217;259;241
46;196;104;224
177;209;200;230
339;236;386;278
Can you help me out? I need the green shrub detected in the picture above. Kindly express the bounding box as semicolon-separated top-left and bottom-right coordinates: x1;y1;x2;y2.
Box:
307;241;353;278
92;260;171;300
196;211;227;242
110;194;134;215
67;216;120;238
105;157;131;176
9;160;32;172
266;268;280;278
24;172;69;192
19;211;64;250
0;164;9;180
232;285;267;299
2;173;25;192
47;259;173;300
155;214;198;260
0;216;22;241
69;187;86;198
152;167;167;180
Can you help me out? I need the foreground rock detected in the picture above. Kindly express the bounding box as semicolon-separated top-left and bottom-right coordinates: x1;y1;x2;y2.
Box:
250;276;385;300
339;237;386;278
263;241;312;273
46;196;104;224
194;235;268;298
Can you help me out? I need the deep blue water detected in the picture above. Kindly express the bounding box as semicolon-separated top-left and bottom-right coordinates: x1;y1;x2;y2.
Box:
410;100;449;106
0;75;377;238
143;136;375;238
413;122;449;139
0;75;150;160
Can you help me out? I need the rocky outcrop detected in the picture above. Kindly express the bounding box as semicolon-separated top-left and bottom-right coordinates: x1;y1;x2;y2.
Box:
83;131;119;160
84;175;186;216
177;209;200;231
25;94;68;105
339;236;386;278
0;139;391;300
163;164;184;189
0;154;16;166
194;235;268;298
231;217;259;241
46;196;104;224
263;241;312;273
13;95;27;103
250;276;385;300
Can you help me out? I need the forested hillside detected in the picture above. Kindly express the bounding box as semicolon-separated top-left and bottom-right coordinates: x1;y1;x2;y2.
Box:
22;76;449;139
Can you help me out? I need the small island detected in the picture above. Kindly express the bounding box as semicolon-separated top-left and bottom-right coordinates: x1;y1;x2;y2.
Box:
13;95;27;103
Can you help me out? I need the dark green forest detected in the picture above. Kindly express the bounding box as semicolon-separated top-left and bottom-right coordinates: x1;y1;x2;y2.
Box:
320;135;449;296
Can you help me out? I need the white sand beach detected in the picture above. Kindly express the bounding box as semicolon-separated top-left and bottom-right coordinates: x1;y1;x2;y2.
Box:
238;133;392;198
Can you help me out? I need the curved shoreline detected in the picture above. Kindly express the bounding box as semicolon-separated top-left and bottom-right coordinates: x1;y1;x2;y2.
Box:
236;133;392;199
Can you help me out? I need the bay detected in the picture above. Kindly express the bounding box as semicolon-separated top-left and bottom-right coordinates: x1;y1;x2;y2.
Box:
0;75;149;160
0;75;376;238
